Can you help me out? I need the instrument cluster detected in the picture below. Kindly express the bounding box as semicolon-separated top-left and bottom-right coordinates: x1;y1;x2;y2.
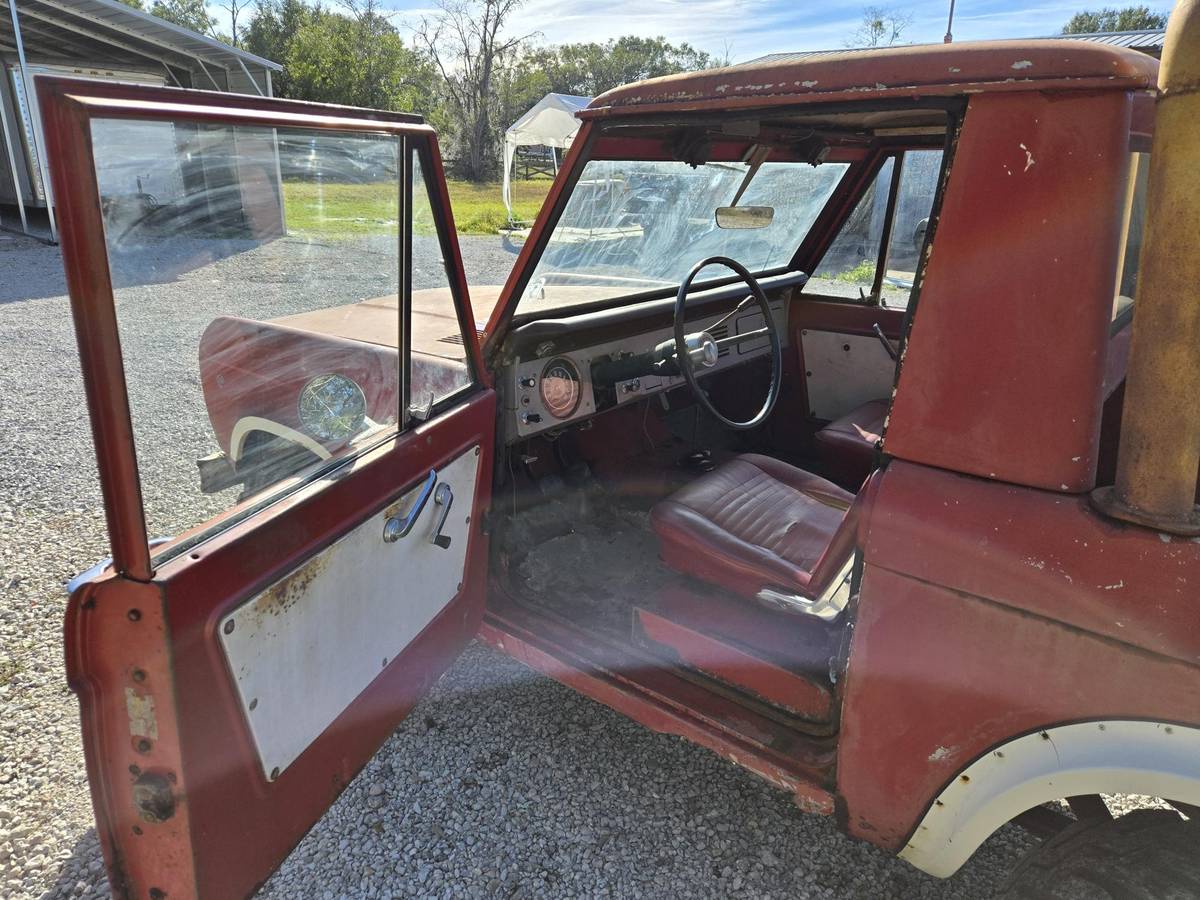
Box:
506;301;786;441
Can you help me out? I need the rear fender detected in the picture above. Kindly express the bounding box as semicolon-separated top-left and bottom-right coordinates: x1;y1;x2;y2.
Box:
899;720;1200;877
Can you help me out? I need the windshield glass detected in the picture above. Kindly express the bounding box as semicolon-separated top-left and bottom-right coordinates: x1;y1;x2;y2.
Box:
517;158;850;315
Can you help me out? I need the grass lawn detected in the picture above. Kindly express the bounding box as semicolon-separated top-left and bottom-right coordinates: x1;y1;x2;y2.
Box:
282;177;553;238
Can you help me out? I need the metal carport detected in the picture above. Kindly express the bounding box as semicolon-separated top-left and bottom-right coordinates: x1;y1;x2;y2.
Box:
1;0;281;239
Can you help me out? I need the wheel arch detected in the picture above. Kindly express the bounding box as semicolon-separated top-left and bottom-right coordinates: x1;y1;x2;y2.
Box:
898;719;1200;878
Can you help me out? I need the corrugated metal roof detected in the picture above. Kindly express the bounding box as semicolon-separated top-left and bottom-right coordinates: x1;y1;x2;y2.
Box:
745;29;1165;66
744;48;877;65
1041;28;1165;49
1;0;280;95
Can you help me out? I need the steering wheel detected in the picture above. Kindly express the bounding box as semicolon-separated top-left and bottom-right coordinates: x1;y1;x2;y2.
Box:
674;256;784;431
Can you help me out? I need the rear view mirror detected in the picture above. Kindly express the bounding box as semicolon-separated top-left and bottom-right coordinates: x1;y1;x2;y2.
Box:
716;206;774;229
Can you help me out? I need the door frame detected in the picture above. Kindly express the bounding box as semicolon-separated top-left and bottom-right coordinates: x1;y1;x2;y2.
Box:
39;77;488;580
43;77;496;898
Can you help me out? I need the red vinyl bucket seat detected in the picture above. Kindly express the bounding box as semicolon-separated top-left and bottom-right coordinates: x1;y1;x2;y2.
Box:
650;454;860;617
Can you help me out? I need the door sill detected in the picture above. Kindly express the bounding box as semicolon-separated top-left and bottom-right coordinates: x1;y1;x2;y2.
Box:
480;592;838;816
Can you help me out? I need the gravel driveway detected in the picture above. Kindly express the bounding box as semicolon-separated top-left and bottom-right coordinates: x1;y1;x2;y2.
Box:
0;228;1100;899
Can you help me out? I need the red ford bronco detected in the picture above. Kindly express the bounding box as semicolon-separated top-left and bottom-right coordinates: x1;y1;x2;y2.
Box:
44;3;1200;896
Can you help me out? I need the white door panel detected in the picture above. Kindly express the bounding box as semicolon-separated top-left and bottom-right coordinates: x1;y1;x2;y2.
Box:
219;446;480;780
802;330;895;420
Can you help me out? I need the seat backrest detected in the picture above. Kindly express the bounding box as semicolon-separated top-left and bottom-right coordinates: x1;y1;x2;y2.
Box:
801;467;885;602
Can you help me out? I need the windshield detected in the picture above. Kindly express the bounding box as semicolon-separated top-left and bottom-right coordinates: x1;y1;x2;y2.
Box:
517;158;850;315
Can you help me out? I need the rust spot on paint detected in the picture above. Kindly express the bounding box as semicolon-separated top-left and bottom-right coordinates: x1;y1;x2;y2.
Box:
132;771;176;823
246;551;332;627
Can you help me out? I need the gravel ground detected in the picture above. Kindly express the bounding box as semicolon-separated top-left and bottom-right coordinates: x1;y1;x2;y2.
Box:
0;227;1158;899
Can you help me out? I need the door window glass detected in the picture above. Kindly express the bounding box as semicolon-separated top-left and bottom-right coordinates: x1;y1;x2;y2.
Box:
92;119;412;555
809;158;895;301
809;149;943;308
411;154;474;413
1113;152;1149;323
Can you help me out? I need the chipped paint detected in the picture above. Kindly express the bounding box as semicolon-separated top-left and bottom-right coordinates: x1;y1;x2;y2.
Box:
794;793;832;815
125;688;159;740
1019;142;1036;171
1102;580;1125;590
928;745;956;762
581;47;1157;120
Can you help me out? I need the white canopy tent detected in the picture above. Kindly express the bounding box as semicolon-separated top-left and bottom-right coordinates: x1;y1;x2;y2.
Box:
501;92;590;221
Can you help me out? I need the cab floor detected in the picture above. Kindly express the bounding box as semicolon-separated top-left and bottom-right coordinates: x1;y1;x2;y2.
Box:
502;484;681;636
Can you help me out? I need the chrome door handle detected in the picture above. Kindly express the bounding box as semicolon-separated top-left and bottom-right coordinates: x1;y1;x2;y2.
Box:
430;483;453;549
383;469;436;543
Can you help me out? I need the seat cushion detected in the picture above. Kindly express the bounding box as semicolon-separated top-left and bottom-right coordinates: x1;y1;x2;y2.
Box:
650;454;854;600
813;399;889;490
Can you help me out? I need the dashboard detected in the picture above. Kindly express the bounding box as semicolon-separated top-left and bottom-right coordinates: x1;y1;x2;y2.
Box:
500;273;802;442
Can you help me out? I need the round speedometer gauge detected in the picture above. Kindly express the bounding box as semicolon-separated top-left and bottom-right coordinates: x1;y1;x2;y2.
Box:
540;357;582;419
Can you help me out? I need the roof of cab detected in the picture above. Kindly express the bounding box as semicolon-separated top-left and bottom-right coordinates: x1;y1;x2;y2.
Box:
581;40;1158;118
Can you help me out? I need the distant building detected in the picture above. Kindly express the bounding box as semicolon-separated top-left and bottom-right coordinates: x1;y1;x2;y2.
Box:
1;0;281;239
744;28;1167;66
1048;28;1165;58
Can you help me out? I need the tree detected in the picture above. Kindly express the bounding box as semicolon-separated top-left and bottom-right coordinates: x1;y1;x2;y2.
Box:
1062;5;1168;32
244;0;314;97
116;0;146;9
849;5;912;47
215;0;256;46
285;5;436;113
526;36;718;98
149;0;218;35
489;34;719;168
246;0;436;115
414;0;532;181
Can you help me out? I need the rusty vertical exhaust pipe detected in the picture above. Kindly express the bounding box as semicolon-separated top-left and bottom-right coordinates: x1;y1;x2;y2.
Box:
1093;0;1200;535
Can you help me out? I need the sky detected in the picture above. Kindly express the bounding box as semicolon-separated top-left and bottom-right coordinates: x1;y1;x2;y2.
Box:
300;0;1136;62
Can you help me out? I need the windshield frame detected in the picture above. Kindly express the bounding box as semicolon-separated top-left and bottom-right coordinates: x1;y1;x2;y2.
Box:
482;100;962;355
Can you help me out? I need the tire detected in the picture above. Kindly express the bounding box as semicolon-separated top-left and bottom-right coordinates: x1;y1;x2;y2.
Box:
1000;809;1200;899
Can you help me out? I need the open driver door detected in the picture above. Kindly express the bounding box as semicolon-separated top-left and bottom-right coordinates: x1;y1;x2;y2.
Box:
42;78;495;898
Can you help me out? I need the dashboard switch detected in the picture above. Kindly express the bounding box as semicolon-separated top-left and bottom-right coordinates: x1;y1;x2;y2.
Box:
519;375;537;388
521;412;542;425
